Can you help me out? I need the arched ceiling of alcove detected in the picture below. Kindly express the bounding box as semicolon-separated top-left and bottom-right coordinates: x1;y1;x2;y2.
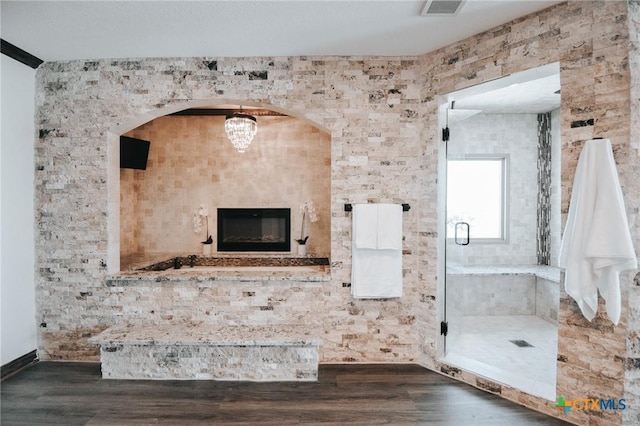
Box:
169;107;288;118
109;100;330;137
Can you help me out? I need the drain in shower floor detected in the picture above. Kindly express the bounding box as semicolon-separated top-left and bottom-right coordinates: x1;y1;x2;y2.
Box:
510;339;534;348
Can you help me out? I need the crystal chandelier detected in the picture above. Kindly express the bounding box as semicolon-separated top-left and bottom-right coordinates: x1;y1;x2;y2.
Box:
224;109;257;153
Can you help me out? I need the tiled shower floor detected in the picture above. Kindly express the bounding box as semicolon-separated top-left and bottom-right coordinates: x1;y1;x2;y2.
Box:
442;315;558;401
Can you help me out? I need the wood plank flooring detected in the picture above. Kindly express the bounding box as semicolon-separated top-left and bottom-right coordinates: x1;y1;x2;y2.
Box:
1;362;572;425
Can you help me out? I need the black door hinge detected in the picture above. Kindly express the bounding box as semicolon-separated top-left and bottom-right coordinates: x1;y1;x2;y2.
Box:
440;321;448;336
442;126;450;142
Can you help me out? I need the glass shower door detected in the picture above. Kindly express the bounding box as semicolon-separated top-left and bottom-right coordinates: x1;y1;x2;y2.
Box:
443;113;508;355
442;120;465;355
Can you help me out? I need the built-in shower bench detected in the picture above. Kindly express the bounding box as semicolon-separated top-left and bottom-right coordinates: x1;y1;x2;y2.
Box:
89;324;321;381
446;265;561;283
445;265;561;322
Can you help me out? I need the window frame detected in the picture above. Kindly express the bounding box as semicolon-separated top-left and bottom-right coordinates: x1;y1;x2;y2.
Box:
446;154;510;243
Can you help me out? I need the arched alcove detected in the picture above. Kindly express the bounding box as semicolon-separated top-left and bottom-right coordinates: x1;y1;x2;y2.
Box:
107;101;331;273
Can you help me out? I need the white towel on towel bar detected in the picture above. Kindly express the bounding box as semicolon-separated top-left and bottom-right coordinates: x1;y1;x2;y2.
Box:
377;204;403;250
353;204;378;249
351;203;403;298
351;249;403;299
558;139;637;324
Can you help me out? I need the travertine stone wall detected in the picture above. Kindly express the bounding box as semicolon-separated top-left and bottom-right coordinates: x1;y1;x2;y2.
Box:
418;2;638;425
36;55;424;366
625;1;640;424
34;1;638;425
121;115;331;257
119;168;137;255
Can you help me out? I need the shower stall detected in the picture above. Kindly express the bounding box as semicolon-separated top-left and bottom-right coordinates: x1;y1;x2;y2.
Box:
438;63;562;400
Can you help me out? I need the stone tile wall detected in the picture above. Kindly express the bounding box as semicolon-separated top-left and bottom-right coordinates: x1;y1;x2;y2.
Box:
624;1;640;424
419;2;638;425
121;115;331;257
536;277;560;324
447;273;537;316
119;168;137;255
446;270;559;322
34;1;638;425
36;54;424;367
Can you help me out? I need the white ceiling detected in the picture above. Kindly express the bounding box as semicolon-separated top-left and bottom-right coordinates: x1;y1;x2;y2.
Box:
454;74;561;114
449;64;561;114
1;0;564;113
1;0;564;61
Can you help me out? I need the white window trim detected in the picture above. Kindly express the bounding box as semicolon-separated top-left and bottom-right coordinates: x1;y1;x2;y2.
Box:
446;154;510;243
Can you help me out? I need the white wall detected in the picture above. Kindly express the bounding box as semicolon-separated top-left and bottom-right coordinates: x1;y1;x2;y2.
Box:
0;55;37;365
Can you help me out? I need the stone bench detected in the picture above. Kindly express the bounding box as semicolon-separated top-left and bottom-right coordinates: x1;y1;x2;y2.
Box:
89;324;321;381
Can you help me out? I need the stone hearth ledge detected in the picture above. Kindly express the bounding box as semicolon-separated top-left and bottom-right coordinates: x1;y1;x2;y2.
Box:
106;266;331;284
112;253;332;283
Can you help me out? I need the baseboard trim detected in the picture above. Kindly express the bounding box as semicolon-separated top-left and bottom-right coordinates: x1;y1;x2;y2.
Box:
1;350;38;381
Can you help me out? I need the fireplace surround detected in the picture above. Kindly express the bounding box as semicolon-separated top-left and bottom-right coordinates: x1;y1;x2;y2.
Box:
217;208;291;252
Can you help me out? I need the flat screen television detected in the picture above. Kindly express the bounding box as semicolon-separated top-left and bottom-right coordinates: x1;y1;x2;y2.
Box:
120;136;150;170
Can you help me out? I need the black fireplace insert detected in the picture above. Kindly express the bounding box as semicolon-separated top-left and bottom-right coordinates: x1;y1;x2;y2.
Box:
217;208;291;252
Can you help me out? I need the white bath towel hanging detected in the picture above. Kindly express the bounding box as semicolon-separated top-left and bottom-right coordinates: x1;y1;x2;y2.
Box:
377;204;403;250
558;139;637;324
351;203;403;298
353;204;378;249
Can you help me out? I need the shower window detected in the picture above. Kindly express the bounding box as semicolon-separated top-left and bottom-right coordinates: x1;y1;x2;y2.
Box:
446;155;508;241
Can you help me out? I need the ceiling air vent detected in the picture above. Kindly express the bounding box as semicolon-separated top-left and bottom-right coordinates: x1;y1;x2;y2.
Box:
420;0;466;16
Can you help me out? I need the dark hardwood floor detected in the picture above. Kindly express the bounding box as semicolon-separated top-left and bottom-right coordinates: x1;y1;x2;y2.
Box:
1;362;572;425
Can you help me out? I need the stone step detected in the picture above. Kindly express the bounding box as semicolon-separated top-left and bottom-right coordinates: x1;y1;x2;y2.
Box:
90;324;321;381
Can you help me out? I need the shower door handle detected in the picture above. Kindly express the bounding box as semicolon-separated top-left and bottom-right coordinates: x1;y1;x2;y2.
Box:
454;222;470;246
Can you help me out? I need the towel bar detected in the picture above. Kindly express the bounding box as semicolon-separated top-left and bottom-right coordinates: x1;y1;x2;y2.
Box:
344;203;410;212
